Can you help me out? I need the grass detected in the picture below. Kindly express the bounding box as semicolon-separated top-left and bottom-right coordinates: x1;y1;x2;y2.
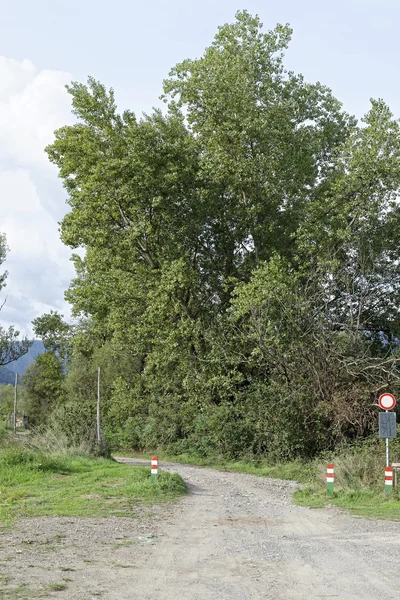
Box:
294;485;400;519
0;447;187;526
45;582;68;592
291;439;400;520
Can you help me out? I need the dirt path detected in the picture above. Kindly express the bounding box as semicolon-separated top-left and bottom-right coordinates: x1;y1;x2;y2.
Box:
2;459;400;599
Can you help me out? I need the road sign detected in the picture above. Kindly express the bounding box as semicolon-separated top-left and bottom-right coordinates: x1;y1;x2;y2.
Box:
379;412;397;438
378;393;396;411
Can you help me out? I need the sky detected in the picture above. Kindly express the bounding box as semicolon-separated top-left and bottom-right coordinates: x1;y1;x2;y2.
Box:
1;0;400;335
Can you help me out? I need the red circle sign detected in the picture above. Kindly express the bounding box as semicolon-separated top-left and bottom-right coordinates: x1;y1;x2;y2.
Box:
378;393;396;410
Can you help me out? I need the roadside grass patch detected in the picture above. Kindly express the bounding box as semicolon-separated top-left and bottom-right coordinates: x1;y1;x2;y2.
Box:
293;437;400;519
294;485;400;519
0;447;187;525
45;582;68;592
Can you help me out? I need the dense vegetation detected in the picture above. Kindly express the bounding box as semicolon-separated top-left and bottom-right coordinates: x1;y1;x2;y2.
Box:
21;11;400;461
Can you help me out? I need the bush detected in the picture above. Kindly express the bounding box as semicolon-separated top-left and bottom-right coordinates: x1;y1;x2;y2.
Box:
0;420;9;443
42;403;103;455
316;434;400;491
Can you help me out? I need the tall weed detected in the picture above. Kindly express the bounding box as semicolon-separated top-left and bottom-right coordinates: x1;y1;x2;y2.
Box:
316;436;400;491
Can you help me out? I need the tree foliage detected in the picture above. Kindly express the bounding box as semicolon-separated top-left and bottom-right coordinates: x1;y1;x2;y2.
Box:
22;352;64;426
44;11;400;459
32;311;72;359
0;384;14;420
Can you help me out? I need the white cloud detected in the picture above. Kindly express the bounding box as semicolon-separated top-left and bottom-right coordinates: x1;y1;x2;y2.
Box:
0;57;37;103
0;57;75;336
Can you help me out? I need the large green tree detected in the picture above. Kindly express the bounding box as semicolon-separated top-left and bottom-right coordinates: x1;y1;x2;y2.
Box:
45;11;400;458
22;352;64;426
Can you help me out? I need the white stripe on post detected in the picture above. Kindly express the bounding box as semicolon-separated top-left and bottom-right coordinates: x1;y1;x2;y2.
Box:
151;456;158;478
326;463;334;494
385;467;393;487
326;464;335;482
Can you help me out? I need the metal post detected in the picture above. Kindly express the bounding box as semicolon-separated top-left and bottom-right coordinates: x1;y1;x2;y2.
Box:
386;437;390;468
386;410;390;468
384;416;393;493
97;367;101;446
13;373;18;434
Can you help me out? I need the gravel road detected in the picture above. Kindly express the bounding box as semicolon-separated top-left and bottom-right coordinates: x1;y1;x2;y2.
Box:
2;459;400;599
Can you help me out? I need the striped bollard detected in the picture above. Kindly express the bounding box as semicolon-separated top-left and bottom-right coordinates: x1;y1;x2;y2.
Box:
151;456;158;483
326;463;334;495
385;466;393;493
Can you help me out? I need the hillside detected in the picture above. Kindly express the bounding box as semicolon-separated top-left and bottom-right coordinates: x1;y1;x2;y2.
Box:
0;341;45;384
0;366;16;385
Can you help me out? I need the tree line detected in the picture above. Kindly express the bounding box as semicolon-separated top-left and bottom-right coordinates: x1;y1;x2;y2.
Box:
15;11;400;459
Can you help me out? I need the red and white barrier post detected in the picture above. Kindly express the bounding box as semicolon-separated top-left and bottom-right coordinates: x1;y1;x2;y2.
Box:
151;456;158;483
326;463;334;495
385;466;393;493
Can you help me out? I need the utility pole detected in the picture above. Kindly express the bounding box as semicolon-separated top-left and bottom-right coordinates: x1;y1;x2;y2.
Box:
13;372;18;435
97;367;101;447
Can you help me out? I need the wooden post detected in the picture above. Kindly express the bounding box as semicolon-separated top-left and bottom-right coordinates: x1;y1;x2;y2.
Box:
392;463;400;488
97;367;101;446
13;373;18;434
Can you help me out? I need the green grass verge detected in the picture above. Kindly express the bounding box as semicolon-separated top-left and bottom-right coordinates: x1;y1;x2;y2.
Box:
293;438;400;520
0;448;187;526
294;486;400;520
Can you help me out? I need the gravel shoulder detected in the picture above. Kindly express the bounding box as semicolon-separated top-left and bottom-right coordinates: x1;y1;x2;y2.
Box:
1;458;400;599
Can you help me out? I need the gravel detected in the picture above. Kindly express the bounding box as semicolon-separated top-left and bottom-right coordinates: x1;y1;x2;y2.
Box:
1;458;400;599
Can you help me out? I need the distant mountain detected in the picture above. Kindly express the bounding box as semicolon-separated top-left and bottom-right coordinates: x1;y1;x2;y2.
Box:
0;366;16;385
4;340;45;377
